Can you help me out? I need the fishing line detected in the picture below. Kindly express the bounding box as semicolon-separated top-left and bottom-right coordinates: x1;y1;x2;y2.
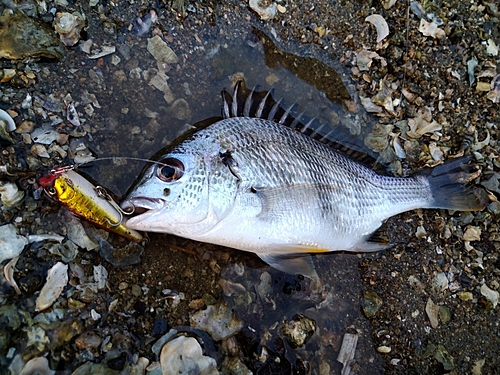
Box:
72;156;171;170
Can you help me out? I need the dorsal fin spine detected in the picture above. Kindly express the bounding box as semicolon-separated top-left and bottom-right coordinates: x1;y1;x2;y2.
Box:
279;103;296;124
243;86;256;117
268;97;282;120
256;90;271;118
231;81;240;117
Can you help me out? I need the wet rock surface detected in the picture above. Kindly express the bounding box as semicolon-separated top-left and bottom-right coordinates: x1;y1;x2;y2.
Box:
0;0;499;374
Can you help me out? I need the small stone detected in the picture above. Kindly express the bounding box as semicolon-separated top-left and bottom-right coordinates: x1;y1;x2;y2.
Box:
438;306;451;324
415;225;427;239
152;317;169;336
418;19;445;39
131;284;142;297
434;344;454;371
36;262;68;311
457;291;473;301
433;272;449;292
167;98;191;120
189;299;205;310
363;289;383;318
202;293;217;306
425;298;440;329
377;345;391;353
0;182;24;208
472;358;485;375
75;331;102;350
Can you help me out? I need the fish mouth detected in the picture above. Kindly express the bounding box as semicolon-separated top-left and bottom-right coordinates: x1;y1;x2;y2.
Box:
121;197;165;215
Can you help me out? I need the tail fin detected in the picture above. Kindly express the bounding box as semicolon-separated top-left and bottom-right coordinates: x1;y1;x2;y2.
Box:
418;157;488;211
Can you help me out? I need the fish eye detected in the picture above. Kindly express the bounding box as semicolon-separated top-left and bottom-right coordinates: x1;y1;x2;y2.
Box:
157;158;184;182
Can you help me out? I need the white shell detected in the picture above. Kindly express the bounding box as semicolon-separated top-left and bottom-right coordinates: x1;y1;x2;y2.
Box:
93;264;108;290
190;301;243;341
147;36;179;64
19;356;55;375
0;224;28;263
88;45;116;59
4;256;21;294
0;109;16;131
418;19;445;39
53;12;85;47
249;0;277;21
0;181;24;207
480;284;499;308
36;262;68;311
365;14;390;43
160;336;219;375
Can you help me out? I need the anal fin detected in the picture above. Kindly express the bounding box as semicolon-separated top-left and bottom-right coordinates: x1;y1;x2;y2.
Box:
357;227;393;252
258;253;318;278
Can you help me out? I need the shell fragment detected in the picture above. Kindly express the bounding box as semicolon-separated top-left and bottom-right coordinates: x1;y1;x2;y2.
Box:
35;262;68;311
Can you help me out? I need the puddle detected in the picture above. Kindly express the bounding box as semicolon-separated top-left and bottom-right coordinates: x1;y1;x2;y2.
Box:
0;3;388;374
84;27;385;374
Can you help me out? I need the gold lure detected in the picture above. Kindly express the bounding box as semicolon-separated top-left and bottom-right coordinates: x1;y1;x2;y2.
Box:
39;167;143;242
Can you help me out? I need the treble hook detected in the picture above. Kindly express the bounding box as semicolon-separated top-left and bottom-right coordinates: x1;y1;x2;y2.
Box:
94;186;124;227
94;186;136;227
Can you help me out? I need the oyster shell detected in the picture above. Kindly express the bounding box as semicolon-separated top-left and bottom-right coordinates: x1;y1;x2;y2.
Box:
35;262;68;311
160;336;219;375
0;224;28;263
53;12;86;47
0;181;24;207
0;9;64;60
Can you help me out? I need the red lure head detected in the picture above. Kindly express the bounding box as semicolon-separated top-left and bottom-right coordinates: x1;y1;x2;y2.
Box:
38;166;74;188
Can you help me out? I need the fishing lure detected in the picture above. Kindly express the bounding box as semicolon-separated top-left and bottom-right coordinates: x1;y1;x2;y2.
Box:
39;166;143;242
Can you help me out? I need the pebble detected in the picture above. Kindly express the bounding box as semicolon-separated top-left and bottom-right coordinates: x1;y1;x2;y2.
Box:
377;345;391;353
362;289;383;318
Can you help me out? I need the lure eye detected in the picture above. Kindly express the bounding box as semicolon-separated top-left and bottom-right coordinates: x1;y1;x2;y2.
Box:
157;158;184;182
46;187;57;196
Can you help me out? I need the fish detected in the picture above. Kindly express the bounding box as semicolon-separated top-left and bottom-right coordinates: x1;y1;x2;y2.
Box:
120;82;488;277
39;167;143;242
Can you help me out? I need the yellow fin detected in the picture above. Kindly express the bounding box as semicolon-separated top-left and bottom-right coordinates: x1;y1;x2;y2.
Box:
272;243;330;254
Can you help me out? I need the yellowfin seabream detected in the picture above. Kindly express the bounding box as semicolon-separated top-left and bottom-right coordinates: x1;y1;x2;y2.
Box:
120;83;488;277
39;167;143;242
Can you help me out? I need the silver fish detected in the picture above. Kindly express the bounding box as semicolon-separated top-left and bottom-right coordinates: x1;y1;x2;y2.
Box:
121;87;487;277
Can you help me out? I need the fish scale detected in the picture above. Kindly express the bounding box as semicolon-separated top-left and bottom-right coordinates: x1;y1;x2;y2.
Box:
122;100;487;277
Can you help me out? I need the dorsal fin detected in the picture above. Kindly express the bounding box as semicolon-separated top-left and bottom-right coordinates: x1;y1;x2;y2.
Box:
221;79;385;171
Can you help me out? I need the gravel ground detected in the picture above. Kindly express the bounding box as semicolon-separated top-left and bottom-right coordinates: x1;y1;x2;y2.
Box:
0;0;499;374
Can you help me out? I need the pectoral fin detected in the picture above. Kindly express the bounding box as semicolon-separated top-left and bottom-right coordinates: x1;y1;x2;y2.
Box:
258;253;318;278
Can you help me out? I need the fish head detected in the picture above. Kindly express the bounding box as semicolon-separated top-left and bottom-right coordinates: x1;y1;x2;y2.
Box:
121;138;239;237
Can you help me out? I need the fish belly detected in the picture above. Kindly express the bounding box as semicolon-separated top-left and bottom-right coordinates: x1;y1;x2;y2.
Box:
194;178;429;255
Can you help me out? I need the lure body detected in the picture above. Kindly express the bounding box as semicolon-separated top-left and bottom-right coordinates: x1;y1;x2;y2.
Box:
40;168;143;242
